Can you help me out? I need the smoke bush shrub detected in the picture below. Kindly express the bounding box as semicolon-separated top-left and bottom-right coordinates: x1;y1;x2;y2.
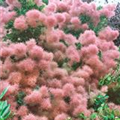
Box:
0;0;120;120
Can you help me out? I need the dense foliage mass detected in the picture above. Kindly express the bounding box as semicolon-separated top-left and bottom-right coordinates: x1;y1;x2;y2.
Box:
0;0;120;120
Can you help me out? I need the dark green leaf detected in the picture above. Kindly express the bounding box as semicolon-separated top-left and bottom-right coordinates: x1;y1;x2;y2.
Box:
60;39;69;47
16;91;26;106
97;6;103;10
42;0;48;5
98;50;102;60
75;42;82;50
72;61;82;70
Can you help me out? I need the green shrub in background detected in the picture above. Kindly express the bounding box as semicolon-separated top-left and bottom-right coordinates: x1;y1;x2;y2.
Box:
67;94;120;120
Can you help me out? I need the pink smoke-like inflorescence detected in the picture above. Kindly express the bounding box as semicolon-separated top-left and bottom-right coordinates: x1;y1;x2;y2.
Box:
0;0;120;120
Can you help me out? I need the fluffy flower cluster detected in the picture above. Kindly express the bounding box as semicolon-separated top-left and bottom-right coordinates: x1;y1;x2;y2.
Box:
0;0;120;120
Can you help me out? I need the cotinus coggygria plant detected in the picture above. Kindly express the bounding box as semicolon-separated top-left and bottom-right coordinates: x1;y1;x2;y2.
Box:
0;0;120;120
